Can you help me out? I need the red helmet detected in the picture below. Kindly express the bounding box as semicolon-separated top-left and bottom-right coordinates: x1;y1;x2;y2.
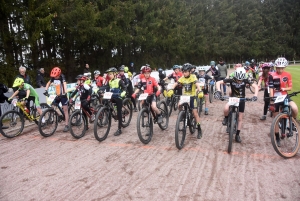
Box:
50;67;61;77
142;67;152;73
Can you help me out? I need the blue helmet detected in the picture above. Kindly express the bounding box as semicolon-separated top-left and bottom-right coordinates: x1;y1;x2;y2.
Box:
210;61;216;66
245;61;250;66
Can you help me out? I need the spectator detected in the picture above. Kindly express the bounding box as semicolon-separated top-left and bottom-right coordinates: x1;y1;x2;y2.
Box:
83;63;91;74
13;66;33;103
129;62;135;74
36;68;46;88
217;57;228;95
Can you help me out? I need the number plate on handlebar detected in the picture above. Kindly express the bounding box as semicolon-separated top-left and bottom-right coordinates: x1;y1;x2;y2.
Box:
179;95;190;105
12;99;17;106
103;92;113;99
274;95;287;103
228;97;240;106
75;100;81;109
138;93;149;100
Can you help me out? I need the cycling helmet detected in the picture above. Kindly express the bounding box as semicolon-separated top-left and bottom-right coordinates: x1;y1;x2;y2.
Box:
182;63;192;72
124;66;129;73
234;67;246;80
105;67;118;73
140;66;146;71
172;65;180;70
13;78;24;87
142;67;152;73
210;61;216;66
251;59;255;63
275;57;288;67
191;65;196;69
145;64;150;67
50;67;61;77
198;67;205;71
94;70;100;75
84;72;91;78
75;74;87;81
119;66;125;71
262;63;271;69
158;68;163;73
245;61;250;66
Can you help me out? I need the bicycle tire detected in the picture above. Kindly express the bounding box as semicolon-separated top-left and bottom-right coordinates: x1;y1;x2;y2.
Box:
94;107;111;142
157;100;169;130
209;85;214;103
121;98;133;128
137;108;153;144
189;112;196;134
173;96;178;111
166;97;173;117
0;111;24;138
249;79;258;94
175;111;186;150
38;108;58;137
69;110;87;139
228;112;236;153
270;113;300;158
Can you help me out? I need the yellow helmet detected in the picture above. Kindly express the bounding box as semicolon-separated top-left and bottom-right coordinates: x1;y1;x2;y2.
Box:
13;78;24;87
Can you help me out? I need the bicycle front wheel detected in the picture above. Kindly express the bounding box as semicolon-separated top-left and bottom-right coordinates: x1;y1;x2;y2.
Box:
209;85;214;103
121;98;133;128
228;112;236;153
270;113;300;158
197;98;203;116
94;107;111;142
38;108;58;137
0;111;24;138
175;111;187;150
157;100;169;130
137;108;153;144
69;110;87;139
166;97;173;117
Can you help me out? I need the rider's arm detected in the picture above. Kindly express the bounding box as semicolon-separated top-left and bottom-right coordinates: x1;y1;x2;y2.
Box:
216;80;224;91
257;77;262;89
283;73;292;92
44;80;52;91
247;79;258;97
8;90;19;99
171;82;178;90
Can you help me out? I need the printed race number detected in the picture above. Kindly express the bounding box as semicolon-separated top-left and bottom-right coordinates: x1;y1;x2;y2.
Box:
138;93;149;100
228;97;240;106
103;92;113;99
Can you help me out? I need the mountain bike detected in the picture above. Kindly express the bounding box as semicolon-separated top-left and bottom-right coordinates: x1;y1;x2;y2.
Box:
175;95;201;150
38;94;74;137
0;99;50;138
269;91;300;158
68;97;102;139
220;96;252;153
93;92;133;142
209;79;216;103
136;93;169;144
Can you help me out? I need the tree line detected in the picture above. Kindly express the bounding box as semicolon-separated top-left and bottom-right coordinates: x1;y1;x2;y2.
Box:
0;0;299;86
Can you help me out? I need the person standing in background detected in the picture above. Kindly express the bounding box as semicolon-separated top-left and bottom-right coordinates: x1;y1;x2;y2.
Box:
217;57;228;95
129;62;136;75
83;63;91;74
36;68;46;88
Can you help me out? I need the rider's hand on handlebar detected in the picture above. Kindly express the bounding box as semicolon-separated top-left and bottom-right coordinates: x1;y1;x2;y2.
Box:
43;91;49;97
252;96;258;101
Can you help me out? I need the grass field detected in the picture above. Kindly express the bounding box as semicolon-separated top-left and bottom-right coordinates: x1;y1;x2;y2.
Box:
285;65;300;120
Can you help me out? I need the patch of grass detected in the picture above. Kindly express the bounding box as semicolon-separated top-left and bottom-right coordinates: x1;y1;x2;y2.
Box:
285;65;300;120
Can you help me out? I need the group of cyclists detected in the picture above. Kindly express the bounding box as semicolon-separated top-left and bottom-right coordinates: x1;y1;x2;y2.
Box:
3;57;298;148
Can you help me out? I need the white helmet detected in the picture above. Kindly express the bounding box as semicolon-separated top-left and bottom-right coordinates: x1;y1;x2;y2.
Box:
234;67;246;80
198;67;205;71
94;70;100;75
275;57;288;67
84;72;91;78
140;66;146;71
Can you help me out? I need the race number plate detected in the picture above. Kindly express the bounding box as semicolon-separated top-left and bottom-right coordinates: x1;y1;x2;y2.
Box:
75;100;81;109
46;95;56;105
103;92;113;99
228;97;240;106
12;99;17;106
179;95;190;105
138;93;148;100
274;92;283;97
274;95;287;103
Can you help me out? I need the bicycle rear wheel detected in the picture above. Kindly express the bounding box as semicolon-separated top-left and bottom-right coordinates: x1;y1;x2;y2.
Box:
38;108;58;137
121;98;133;128
270;113;300;158
69;110;87;139
94;107;111;142
137;108;153;144
175;111;187;150
228;112;236;153
0;111;24;138
157;100;169;130
166;97;173;117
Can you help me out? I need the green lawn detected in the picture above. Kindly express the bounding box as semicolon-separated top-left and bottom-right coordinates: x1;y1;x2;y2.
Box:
285;65;300;120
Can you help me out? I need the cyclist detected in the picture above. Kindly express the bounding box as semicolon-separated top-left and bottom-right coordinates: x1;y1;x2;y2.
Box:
163;65;183;96
257;63;273;120
168;63;203;139
215;66;258;143
69;75;95;122
217;58;228;95
132;66;163;123
250;59;258;79
44;67;70;132
94;70;104;87
205;61;220;81
270;57;298;146
106;67;127;136
8;78;44;119
197;67;213;115
123;66;137;111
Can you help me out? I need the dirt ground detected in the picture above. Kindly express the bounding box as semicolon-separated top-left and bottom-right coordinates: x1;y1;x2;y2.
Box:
1;75;300;201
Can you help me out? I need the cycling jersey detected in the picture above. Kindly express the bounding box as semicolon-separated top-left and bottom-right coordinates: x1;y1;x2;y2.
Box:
270;71;292;96
94;76;104;87
70;83;92;101
205;67;220;79
137;76;158;95
177;75;198;96
167;72;183;82
223;78;251;98
18;83;40;107
259;74;274;88
108;78;125;99
49;74;67;95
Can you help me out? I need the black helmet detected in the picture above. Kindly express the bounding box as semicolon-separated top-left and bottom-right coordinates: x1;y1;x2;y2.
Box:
119;66;125;71
182;63;192;72
75;74;83;80
105;67;117;73
158;68;163;73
